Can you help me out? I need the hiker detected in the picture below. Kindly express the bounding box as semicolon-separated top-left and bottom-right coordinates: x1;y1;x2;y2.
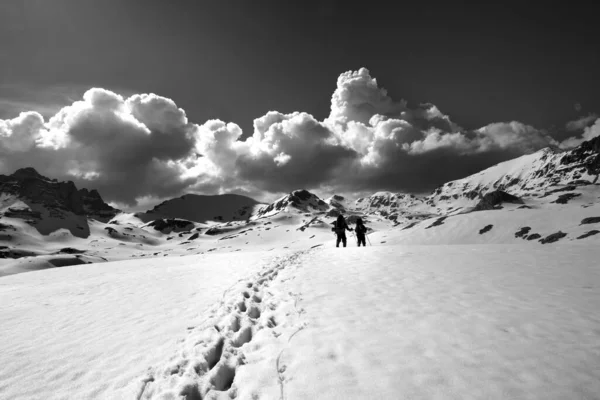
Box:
355;218;367;247
333;215;352;247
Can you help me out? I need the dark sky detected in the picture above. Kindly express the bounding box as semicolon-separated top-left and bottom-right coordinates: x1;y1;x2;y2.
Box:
1;0;598;139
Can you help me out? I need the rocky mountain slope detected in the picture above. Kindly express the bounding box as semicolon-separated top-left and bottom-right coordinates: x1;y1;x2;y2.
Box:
353;136;600;219
254;190;329;219
0;168;119;238
1;136;599;274
135;194;261;223
427;136;599;210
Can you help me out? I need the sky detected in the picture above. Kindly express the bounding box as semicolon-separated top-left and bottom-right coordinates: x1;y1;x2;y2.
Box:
1;0;599;209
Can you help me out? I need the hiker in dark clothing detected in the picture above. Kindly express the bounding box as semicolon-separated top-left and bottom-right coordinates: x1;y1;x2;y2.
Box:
355;218;367;247
333;215;352;247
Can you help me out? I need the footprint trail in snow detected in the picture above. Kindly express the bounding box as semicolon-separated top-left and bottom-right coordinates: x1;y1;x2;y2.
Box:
136;250;311;400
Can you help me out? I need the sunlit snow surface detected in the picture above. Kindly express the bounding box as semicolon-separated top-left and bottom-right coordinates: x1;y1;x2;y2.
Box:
1;244;599;399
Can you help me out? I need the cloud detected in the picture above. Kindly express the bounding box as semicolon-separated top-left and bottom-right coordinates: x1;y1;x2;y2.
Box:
565;114;598;132
0;111;46;152
1;88;200;205
1;68;597;207
560;118;600;149
327;68;407;126
234;111;356;192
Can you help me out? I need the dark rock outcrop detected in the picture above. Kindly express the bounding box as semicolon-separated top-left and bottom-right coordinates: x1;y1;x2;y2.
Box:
425;217;447;229
560;135;600;176
472;190;524;211
0;168;119;221
580;217;600;225
539;231;567;244
577;230;600;239
479;225;493;234
515;227;531;238
541;185;577;197
147;219;195;234
552;193;581;204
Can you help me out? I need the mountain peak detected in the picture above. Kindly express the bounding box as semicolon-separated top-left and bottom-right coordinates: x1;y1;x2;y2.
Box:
0;167;119;223
136;193;259;223
255;189;328;219
11;167;51;181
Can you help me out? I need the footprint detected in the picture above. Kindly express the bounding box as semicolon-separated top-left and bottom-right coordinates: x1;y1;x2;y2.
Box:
242;291;250;299
267;316;277;328
237;301;247;313
253;286;259;293
229;315;241;333
232;326;252;348
251;294;262;303
205;338;224;370
179;381;202;400
211;363;236;391
246;283;253;288
248;306;261;319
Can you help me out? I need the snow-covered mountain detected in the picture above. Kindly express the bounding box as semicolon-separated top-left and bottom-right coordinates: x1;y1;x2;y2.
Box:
135;193;261;223
1;135;599;276
0;168;119;238
325;194;348;211
427;136;600;209
254;189;329;219
355;191;427;214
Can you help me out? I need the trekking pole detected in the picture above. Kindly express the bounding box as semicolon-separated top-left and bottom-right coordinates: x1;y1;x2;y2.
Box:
366;233;372;246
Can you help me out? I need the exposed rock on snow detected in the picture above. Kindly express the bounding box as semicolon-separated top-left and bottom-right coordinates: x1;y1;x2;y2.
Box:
577;230;600;239
472;190;524;212
552;193;582;204
425;216;447;229
145;218;195;234
581;217;600;225
479;224;493;234
539;231;568;244
515;227;531;238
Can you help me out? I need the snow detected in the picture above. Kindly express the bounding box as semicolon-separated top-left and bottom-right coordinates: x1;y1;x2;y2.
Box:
2;164;600;399
2;242;600;399
0;251;274;399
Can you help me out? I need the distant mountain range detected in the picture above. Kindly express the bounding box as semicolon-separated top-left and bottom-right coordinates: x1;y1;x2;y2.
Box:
1;135;598;247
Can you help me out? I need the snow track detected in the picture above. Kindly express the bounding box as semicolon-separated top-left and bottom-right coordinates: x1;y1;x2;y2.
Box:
137;250;311;400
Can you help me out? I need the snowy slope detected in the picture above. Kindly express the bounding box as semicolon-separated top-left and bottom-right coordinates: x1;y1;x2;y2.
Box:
375;185;600;246
353;191;433;224
0;251;279;400
2;244;599;399
427;136;599;210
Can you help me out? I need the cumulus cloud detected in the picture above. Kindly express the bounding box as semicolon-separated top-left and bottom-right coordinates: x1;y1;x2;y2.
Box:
0;111;46;152
0;88;200;205
327;68;406;126
1;68;597;206
565;114;598;132
235;111;356;192
560;118;600;149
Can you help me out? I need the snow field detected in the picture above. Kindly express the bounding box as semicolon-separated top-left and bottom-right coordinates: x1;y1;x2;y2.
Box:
2;243;600;399
280;245;600;399
0;251;277;400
